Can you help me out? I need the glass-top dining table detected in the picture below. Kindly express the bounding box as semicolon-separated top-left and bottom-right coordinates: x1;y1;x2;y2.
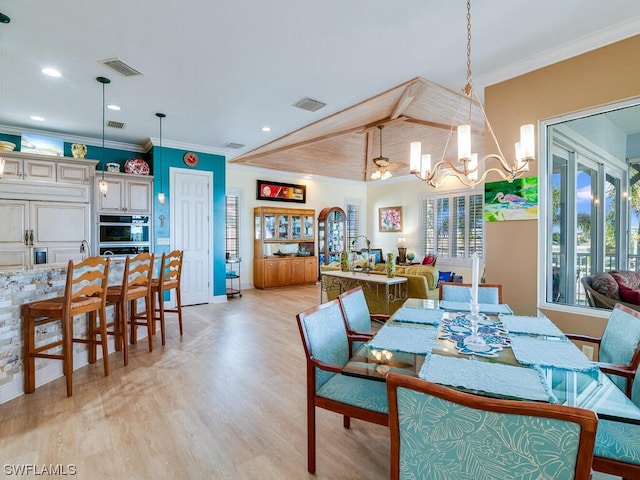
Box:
342;298;640;425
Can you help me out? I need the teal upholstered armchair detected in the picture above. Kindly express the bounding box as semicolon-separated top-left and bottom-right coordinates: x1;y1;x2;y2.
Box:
438;282;503;304
296;299;388;474
386;373;597;480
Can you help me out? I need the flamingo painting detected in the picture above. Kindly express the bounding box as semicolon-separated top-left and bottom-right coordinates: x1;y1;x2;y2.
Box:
484;178;539;222
491;192;528;206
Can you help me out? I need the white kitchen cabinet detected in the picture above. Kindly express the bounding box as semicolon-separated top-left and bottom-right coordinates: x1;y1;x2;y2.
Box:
0;155;92;184
96;173;153;214
0;200;90;269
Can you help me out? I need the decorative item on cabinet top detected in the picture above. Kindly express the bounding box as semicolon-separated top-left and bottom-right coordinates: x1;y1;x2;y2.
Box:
124;158;150;175
0;140;16;151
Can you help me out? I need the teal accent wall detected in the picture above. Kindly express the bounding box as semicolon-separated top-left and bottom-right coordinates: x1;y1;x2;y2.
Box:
152;147;227;298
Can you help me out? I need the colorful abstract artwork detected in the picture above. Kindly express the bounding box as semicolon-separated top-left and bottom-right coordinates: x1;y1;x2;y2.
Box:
484;177;538;221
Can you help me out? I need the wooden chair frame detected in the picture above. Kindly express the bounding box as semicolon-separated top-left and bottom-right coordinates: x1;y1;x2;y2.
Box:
149;250;184;344
386;373;597;480
438;281;503;303
23;256;110;397
106;253;154;364
296;300;388;474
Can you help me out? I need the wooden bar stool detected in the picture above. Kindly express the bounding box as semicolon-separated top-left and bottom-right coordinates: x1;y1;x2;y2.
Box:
105;252;154;364
150;250;184;344
22;256;110;397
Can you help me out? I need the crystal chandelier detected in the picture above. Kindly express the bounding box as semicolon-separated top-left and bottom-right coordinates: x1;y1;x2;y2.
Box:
410;0;535;188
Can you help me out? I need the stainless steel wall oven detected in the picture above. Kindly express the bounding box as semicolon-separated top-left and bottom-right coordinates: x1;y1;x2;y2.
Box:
98;214;150;256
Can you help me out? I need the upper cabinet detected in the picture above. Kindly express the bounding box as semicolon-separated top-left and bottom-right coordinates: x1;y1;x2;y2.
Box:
254;206;315;257
317;206;346;265
0;151;96;203
95;173;153;214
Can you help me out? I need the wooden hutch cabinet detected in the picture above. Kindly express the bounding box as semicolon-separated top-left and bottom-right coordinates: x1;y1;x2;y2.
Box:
253;206;317;289
317;206;346;265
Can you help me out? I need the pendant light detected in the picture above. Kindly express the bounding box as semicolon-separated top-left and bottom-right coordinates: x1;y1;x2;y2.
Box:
97;76;110;196
156;112;166;205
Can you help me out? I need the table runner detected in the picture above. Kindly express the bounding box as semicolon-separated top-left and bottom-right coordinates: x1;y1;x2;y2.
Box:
393;307;443;326
510;335;600;378
498;314;565;337
419;354;554;402
438;300;514;315
367;324;436;354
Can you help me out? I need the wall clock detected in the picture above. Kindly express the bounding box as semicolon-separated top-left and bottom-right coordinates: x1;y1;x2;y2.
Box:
183;151;199;167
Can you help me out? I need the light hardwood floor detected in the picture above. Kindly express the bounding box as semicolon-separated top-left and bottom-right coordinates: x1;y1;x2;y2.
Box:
0;285;389;479
0;285;620;479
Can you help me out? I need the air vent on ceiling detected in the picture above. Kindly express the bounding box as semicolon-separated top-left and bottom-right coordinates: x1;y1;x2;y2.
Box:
99;57;143;77
106;120;125;129
224;142;245;149
293;97;326;112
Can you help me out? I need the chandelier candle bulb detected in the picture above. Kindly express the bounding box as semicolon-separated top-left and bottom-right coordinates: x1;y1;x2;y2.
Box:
457;124;472;161
421;154;431;178
468;153;478;181
520;124;535;159
410;142;422;173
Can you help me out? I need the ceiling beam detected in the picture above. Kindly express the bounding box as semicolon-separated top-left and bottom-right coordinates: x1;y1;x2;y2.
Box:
390;81;420;119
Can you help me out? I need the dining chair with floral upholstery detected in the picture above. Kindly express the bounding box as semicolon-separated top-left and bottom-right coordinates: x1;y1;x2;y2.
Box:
386;372;597;480
593;420;640;480
438;281;503;303
296;299;388;474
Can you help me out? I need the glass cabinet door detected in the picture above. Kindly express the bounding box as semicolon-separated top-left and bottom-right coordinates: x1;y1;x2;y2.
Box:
254;213;262;240
303;215;314;239
291;215;302;239
264;214;276;240
277;214;289;240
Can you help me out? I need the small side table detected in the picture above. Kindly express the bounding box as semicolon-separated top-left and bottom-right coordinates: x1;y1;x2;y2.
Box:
226;258;242;298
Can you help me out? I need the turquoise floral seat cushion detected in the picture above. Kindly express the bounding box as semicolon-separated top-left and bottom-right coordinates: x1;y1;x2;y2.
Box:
441;284;500;304
396;387;582;479
594;420;640;466
317;374;388;414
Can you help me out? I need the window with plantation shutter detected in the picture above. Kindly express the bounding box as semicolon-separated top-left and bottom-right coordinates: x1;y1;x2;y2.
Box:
225;194;240;258
345;198;362;250
420;188;484;263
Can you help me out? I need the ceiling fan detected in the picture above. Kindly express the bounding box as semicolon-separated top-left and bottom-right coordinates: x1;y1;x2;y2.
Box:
367;125;407;180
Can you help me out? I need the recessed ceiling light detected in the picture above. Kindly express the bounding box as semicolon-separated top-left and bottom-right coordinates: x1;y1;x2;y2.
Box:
262;126;271;132
106;104;121;111
30;115;45;121
41;67;61;77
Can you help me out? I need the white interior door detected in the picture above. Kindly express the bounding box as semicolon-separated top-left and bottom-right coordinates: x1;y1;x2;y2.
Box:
170;167;212;305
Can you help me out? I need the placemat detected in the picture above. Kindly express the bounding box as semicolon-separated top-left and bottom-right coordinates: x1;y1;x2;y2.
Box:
393;307;443;326
498;314;565;337
367;324;436;354
419;354;554;402
438;300;514;315
510;335;599;377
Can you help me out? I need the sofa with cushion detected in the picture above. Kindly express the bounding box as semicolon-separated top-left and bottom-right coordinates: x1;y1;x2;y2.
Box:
321;261;439;314
583;271;640;312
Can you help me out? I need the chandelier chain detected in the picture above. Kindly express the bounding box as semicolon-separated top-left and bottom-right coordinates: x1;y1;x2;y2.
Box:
466;0;472;87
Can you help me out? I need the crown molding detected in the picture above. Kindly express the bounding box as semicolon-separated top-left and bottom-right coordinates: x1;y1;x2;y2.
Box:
0;124;146;153
145;137;228;157
476;18;640;88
